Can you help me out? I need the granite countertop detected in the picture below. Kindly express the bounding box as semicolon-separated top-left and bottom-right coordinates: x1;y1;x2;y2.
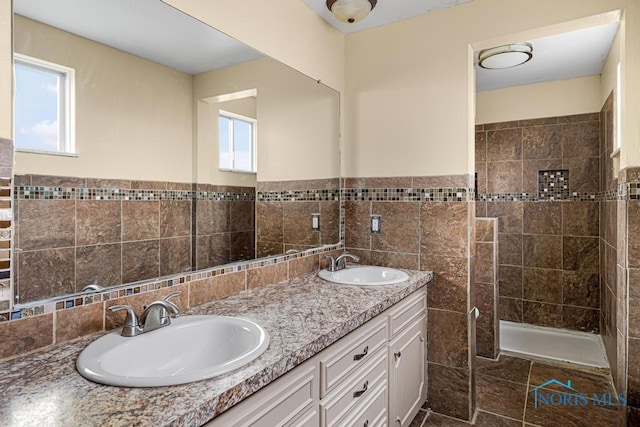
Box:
0;269;432;427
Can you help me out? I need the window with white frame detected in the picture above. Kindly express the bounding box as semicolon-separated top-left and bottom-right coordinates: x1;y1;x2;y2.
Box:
614;62;622;151
13;54;75;155
218;110;256;173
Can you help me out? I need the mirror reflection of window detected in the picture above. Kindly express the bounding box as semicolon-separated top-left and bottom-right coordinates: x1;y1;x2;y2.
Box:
218;110;256;173
13;54;75;155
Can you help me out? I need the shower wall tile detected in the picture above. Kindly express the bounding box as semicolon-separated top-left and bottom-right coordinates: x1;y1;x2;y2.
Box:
630;269;640;339
563;306;600;333
563;202;599;237
522;268;563;304
487;161;523;194
498;265;522;299
522;202;562;235
522;301;562;327
477;113;602;332
523;235;562;269
486;202;522;234
522;124;562;160
487;128;523;161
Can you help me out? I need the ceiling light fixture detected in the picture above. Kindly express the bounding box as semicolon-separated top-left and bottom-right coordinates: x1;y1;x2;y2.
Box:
478;42;533;69
326;0;377;24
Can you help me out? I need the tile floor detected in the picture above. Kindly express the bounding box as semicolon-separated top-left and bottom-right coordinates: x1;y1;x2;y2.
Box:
411;354;623;426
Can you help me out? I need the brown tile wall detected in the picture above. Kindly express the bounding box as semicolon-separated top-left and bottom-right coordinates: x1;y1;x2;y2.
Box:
476;113;601;333
14;175;256;304
343;174;475;422
194;184;256;270
0;248;330;361
256;179;340;258
474;218;498;359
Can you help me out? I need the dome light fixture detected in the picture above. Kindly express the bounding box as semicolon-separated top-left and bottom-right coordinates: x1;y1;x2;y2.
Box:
326;0;377;24
478;42;533;70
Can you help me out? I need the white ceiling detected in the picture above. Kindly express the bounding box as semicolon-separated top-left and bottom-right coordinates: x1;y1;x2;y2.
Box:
303;0;472;34
475;21;620;92
13;0;264;75
15;0;620;92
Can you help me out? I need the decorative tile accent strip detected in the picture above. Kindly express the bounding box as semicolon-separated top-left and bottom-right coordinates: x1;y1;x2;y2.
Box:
477;184;630;202
257;189;340;202
4;242;343;322
14;186;260;202
538;170;570;200
341;187;473;202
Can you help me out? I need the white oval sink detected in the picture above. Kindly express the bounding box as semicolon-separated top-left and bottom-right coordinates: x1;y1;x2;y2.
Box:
76;315;269;387
318;265;409;286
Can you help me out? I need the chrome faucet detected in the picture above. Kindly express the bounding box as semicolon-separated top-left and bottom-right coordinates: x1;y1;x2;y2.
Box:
326;253;360;272
108;291;182;337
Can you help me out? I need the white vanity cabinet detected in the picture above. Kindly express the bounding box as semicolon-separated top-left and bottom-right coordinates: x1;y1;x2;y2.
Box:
205;287;426;427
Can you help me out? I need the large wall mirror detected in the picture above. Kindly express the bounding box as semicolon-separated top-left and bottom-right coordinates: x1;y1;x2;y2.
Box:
12;0;341;306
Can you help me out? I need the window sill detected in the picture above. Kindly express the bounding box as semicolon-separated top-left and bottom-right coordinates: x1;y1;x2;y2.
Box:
218;169;257;175
16;148;78;158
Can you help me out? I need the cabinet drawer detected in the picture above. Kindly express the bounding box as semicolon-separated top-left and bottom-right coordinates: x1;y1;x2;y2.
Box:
340;380;388;427
320;316;388;397
320;349;388;426
388;289;426;338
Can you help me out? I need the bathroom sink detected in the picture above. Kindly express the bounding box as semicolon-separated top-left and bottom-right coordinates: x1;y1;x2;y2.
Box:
318;265;409;286
76;315;269;387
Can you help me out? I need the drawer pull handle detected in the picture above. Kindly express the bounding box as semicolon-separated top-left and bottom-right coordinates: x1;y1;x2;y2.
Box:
353;380;369;398
394;351;402;360
364;421;369;427
353;345;369;361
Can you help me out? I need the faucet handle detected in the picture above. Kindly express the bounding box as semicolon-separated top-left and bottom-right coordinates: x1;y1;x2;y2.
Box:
325;255;337;272
108;305;142;337
162;291;182;318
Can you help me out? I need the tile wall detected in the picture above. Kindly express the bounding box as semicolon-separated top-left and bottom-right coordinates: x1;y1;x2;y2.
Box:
476;113;601;333
256;178;340;257
342;175;475;421
13;175;256;304
0;138;11;318
474;218;499;359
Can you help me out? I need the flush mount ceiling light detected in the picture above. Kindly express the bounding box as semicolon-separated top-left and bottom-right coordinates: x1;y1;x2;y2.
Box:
478;42;533;70
326;0;377;24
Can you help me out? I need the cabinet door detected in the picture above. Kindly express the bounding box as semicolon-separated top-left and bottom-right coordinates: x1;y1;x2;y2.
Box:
388;316;426;426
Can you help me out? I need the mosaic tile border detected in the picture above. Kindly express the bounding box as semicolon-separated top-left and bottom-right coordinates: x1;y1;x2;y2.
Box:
256;189;340;202
4;243;343;322
477;183;634;202
341;187;474;202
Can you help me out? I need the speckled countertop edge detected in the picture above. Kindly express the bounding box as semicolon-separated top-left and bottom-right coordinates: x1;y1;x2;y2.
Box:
0;270;432;427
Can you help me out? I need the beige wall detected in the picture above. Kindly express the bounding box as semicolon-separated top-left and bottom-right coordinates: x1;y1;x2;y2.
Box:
13;16;194;182
162;0;344;93
193;58;340;183
0;2;11;140
476;76;602;124
344;0;640;178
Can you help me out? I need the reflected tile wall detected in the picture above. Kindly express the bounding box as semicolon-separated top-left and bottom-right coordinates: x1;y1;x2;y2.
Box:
476;114;602;333
474;218;498;359
255;178;340;258
13;175;257;304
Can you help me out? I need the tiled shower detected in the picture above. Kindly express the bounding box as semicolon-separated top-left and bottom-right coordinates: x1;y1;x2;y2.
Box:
474;91;640;419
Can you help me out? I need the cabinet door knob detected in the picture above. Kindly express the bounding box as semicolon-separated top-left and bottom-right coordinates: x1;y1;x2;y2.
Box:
394;351;402;360
353;345;369;361
353;380;369;398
